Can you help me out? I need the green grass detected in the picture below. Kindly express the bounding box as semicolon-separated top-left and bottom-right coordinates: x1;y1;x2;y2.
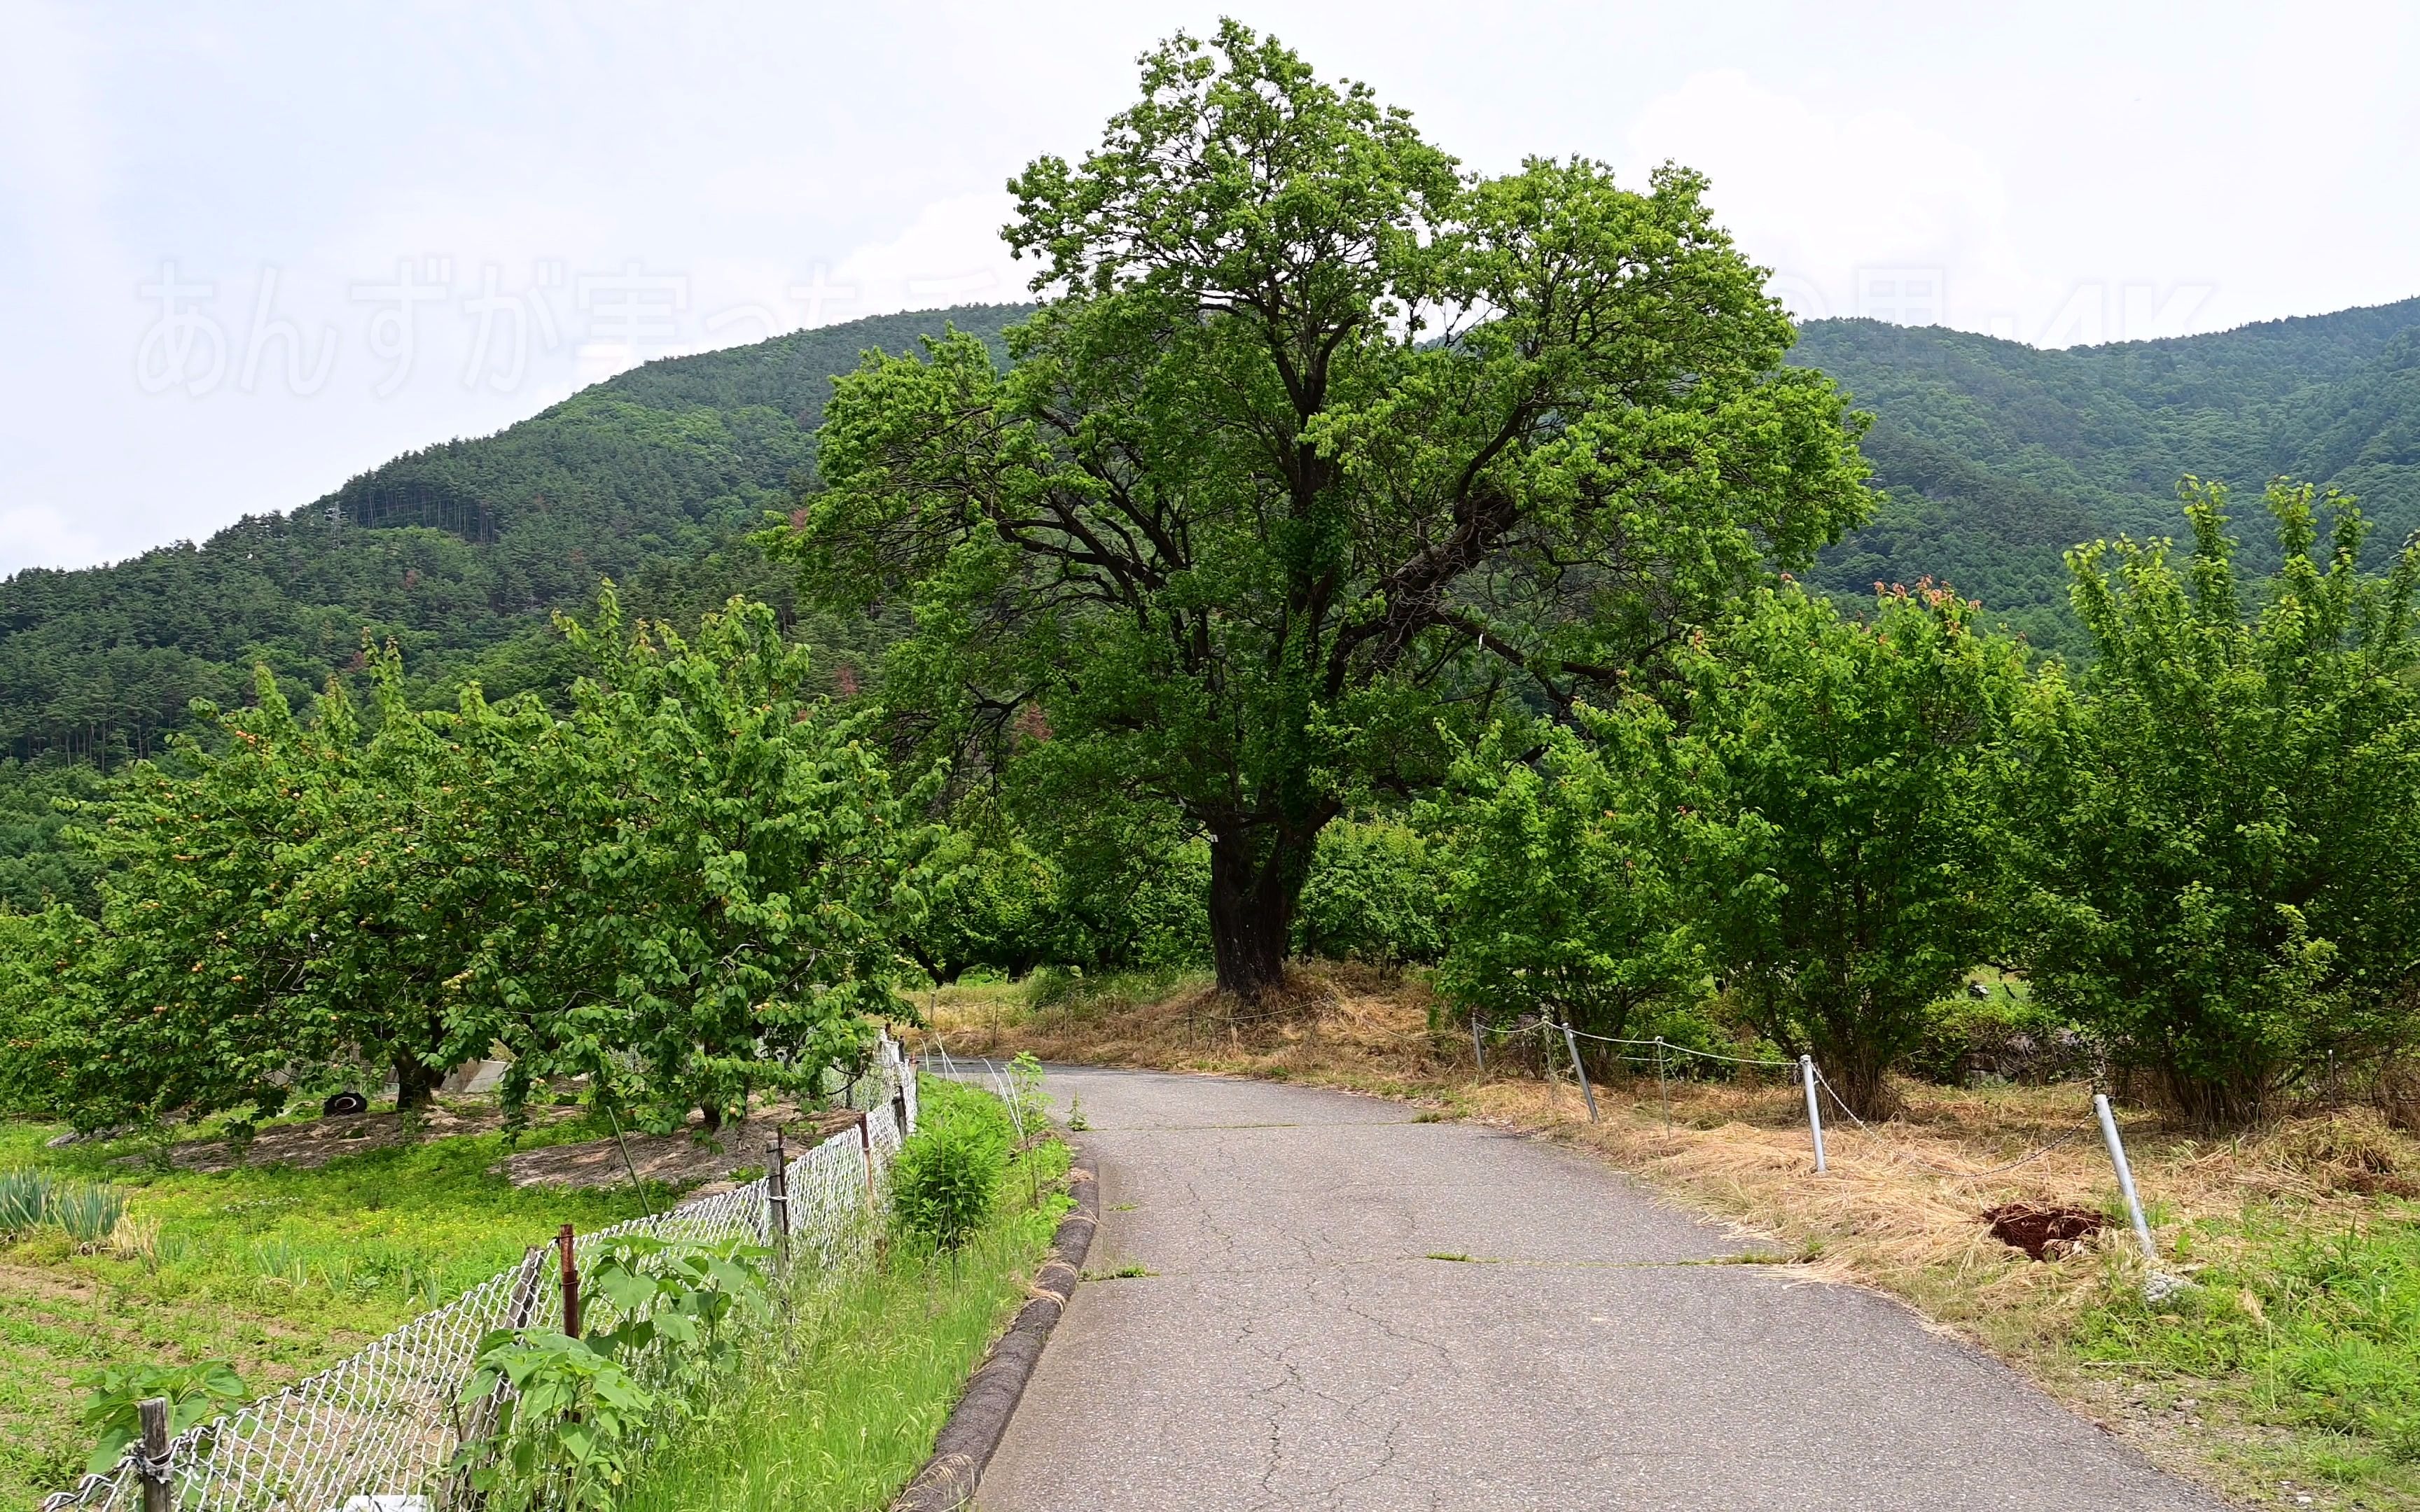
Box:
2077;1200;2420;1497
0;1112;658;1511
617;1079;1070;1512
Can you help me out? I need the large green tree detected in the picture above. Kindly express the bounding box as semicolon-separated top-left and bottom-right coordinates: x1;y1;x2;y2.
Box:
3;594;938;1136
773;23;1873;997
2022;479;2420;1127
523;592;941;1132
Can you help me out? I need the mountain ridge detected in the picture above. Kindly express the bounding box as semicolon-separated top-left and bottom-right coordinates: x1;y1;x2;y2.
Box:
4;292;2416;778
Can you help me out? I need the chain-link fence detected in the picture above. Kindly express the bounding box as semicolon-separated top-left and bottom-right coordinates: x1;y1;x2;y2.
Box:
40;1037;917;1512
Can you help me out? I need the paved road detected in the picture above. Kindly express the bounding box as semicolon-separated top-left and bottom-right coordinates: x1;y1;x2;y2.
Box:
977;1065;2230;1512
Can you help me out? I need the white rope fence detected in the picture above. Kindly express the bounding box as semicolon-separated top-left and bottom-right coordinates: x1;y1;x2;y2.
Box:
40;1036;919;1512
1470;1013;2171;1282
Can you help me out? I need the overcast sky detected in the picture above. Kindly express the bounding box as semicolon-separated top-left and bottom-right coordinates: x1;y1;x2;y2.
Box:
3;0;2414;577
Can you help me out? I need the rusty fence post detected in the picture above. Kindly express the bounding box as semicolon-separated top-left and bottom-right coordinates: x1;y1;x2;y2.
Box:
557;1223;580;1337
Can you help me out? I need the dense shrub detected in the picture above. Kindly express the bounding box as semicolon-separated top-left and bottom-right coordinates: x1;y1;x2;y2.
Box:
1429;720;1697;1042
1906;983;2090;1086
1293;820;1446;966
2022;481;2420;1127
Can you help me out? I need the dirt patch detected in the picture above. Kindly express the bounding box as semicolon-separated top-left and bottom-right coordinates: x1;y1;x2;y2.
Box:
1984;1201;2106;1260
0;1259;99;1306
499;1107;868;1194
123;1100;587;1174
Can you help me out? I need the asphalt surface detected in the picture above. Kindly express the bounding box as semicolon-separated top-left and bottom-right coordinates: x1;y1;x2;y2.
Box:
975;1065;2232;1512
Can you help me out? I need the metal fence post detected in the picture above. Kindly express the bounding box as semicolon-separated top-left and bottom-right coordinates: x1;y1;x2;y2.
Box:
1799;1055;1828;1174
767;1128;791;1268
1470;1012;1485;1074
137;1396;170;1512
1654;1037;1671;1127
1559;1021;1599;1122
557;1223;580;1337
2094;1093;2158;1264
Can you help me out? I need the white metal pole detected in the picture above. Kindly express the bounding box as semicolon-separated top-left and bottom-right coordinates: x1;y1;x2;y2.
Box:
1560;1021;1599;1122
2094;1093;2158;1264
1799;1054;1828;1173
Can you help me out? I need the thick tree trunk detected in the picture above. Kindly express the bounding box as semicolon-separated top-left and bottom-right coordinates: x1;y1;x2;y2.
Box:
1208;826;1319;1005
392;1054;440;1112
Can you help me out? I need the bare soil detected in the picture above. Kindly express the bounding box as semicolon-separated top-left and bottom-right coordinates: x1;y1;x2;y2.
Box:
1985;1200;2107;1260
127;1100;588;1173
499;1106;868;1194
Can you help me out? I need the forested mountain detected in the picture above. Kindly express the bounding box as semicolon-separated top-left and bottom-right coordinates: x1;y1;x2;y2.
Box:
5;292;2419;906
0;304;1027;771
1796;297;2420;655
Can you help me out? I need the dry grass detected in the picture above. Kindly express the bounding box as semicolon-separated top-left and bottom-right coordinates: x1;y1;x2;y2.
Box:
910;963;2420;1509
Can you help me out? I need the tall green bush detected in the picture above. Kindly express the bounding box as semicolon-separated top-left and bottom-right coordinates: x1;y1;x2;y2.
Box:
1293;820;1447;967
891;1083;1009;1255
1674;584;2031;1116
2022;479;2420;1127
1430;719;1696;1040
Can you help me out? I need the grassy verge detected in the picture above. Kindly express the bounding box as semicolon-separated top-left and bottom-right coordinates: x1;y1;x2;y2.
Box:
915;964;2420;1511
617;1078;1071;1512
0;1111;656;1510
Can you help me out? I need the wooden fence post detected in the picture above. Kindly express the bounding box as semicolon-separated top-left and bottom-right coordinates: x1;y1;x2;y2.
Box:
137;1396;171;1512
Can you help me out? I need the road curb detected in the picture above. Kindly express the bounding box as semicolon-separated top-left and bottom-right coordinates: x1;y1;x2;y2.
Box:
891;1138;1099;1512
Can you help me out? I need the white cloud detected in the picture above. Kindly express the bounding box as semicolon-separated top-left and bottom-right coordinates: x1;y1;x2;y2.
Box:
1619;70;2225;347
828;192;1031;320
1620;71;2024;330
0;503;107;576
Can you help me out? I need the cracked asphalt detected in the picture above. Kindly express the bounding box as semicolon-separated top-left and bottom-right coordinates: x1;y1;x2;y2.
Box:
974;1065;2232;1512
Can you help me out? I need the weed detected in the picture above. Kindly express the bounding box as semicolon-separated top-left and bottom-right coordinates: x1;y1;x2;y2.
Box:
1083;1264;1155;1280
613;1107;1071;1512
76;1362;248;1476
458;1331;657;1511
2078;1206;2420;1484
892;1088;1008;1256
1424;1252;1476;1263
107;1213;162;1267
250;1236;307;1285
